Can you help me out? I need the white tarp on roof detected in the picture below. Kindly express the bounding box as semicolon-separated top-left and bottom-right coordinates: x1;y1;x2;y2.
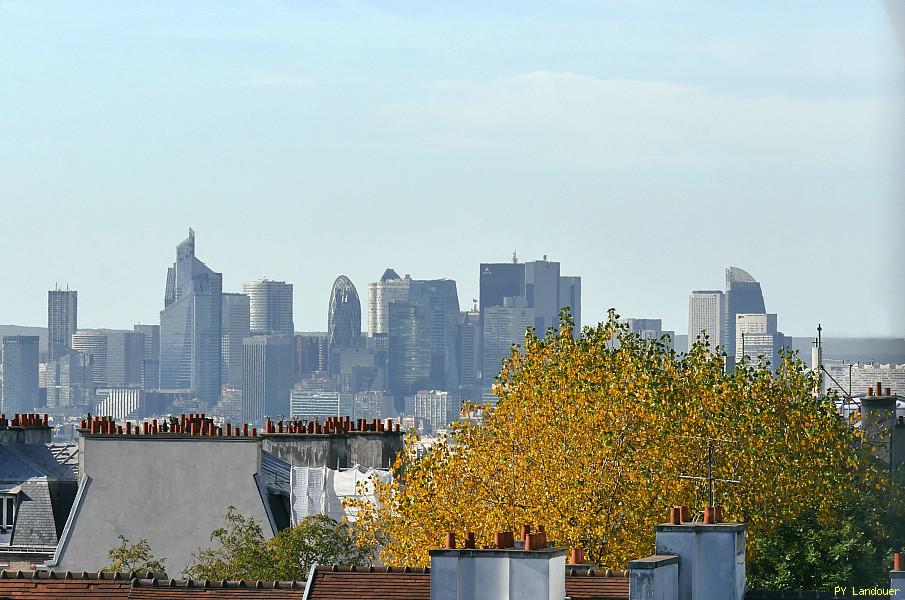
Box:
290;465;391;524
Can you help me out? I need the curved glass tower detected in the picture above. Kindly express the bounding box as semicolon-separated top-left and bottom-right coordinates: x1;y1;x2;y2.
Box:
724;266;766;360
328;275;362;349
159;228;223;409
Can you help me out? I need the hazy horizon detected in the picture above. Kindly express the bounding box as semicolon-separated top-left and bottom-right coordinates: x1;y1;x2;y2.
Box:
2;1;903;337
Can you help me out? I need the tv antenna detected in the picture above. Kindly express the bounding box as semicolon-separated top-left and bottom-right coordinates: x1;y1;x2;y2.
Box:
679;435;741;508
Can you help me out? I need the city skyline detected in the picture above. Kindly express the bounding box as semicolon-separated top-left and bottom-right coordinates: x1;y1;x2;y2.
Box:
0;229;903;338
1;2;903;337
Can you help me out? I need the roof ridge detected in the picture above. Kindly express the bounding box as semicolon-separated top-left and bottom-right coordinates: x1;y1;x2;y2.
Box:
0;570;307;588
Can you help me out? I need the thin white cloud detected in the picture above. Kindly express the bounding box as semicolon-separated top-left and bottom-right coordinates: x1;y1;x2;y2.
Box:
232;76;317;88
382;71;904;172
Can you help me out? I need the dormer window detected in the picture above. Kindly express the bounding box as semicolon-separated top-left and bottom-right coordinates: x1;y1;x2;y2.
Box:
0;495;15;531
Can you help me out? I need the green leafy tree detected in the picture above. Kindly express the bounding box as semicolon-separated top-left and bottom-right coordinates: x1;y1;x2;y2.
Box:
269;514;375;578
103;535;166;574
183;507;273;580
184;508;374;580
749;466;905;589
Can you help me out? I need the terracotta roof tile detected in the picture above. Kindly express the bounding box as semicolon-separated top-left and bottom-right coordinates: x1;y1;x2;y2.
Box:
303;565;631;600
0;571;306;599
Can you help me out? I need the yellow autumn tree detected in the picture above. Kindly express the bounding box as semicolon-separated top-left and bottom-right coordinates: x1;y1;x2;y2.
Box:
350;309;880;570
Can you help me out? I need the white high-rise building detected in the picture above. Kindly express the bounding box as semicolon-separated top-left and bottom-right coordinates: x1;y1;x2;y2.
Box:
244;279;294;336
688;291;725;352
367;269;411;336
735;313;785;369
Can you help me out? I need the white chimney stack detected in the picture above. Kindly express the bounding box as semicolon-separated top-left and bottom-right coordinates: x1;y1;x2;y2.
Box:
430;528;566;600
630;507;746;600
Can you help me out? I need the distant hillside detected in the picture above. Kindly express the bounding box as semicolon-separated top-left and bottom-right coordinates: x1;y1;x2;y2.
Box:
788;337;905;364
0;325;47;353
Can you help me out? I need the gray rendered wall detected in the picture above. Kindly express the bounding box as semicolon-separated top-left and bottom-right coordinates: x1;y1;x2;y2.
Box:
55;437;270;575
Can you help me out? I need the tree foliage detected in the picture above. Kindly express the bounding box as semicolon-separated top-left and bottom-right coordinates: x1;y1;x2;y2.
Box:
184;508;373;580
103;535;166;574
350;309;895;579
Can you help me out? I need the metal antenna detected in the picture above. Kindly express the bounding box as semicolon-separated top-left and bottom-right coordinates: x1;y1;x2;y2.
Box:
679;436;741;508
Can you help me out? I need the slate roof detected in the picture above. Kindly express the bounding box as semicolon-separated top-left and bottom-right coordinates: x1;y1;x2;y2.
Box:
0;571;307;598
301;565;631;600
0;444;77;484
0;443;79;550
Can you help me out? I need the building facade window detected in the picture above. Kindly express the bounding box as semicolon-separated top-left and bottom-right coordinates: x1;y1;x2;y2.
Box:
1;494;16;531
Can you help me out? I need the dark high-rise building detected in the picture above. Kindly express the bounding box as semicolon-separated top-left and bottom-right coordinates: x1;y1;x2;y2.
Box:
242;335;294;424
408;279;460;390
387;301;431;397
160;228;222;408
724;267;766;364
295;333;328;378
328;276;362;351
48;288;77;361
244;279;294;336
457;309;481;401
479;260;525;317
1;336;40;413
133;324;160;389
221;293;250;387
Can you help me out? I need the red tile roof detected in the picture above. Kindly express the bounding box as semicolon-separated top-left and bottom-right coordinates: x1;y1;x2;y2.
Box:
302;565;630;600
304;566;430;600
0;571;305;599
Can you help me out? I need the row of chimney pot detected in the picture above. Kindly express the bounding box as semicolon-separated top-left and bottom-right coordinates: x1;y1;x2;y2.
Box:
866;382;892;397
444;525;550;551
78;414;402;437
264;416;401;434
668;505;722;525
0;413;49;428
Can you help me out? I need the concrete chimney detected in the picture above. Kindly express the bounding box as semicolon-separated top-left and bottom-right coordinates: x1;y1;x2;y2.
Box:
629;509;746;600
430;531;566;600
892;552;904;597
861;384;897;469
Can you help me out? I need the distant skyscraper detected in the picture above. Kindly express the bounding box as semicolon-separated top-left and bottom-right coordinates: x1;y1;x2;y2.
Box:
724;267;766;363
133;324;160;389
242;335;294;424
48;288;78;361
735;313;785;369
289;389;352;422
1;336;40;414
387;301;431;396
71;329;144;388
479;260;526;317
367;269;410;336
688;291;725;352
482;299;534;402
221;293;251;387
457;309;481;400
328;276;362;351
407;278;460;390
525;257;560;334
295;333;328;378
46;350;93;409
404;390;462;433
558;276;582;335
244;279;294;336
160;228;222;408
625;318;674;349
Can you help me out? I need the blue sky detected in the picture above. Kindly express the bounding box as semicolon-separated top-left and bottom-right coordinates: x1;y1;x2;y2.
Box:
1;1;903;336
